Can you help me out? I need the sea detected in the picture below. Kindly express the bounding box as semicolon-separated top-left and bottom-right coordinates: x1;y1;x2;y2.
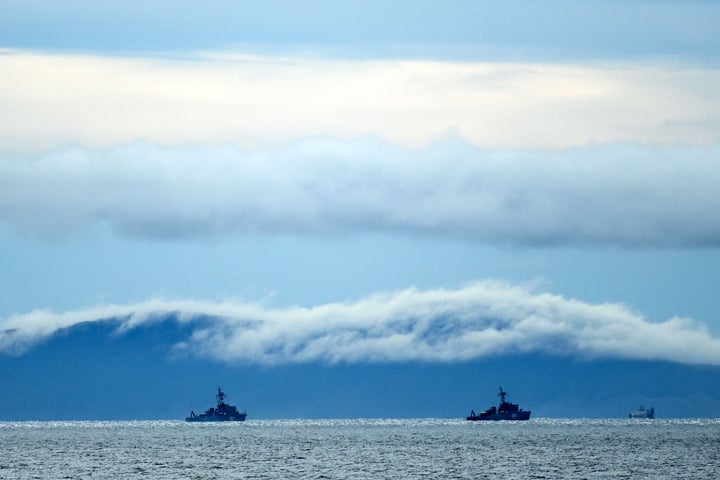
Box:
1;418;718;479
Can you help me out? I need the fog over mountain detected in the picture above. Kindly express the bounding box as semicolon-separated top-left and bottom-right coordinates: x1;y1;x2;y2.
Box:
2;316;718;421
3;283;720;365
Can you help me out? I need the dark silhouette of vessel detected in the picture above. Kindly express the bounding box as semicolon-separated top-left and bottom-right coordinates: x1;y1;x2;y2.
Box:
467;386;531;421
186;387;247;422
629;405;654;419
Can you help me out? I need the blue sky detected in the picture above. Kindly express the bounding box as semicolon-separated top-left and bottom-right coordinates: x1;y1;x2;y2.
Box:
1;1;720;418
3;1;720;60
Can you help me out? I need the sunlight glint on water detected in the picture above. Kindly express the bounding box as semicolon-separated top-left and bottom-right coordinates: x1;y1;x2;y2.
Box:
1;419;718;479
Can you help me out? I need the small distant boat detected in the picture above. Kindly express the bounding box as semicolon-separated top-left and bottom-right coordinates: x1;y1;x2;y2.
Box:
629;405;654;419
467;386;531;421
186;387;247;422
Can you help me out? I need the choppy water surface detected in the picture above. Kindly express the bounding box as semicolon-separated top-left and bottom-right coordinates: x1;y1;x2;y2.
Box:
1;418;718;479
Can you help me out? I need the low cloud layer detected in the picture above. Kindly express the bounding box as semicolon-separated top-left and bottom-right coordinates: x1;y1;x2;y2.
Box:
1;51;719;152
1;139;718;246
2;283;719;365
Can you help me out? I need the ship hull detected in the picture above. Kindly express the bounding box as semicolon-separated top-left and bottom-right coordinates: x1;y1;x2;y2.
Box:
629;411;654;419
186;413;247;422
466;411;531;421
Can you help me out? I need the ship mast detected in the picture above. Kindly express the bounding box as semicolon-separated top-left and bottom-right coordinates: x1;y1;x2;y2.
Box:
216;387;226;407
498;386;507;404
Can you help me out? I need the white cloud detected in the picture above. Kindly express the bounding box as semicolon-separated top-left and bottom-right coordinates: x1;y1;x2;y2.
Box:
1;50;719;152
3;50;718;246
1;139;718;246
2;282;720;365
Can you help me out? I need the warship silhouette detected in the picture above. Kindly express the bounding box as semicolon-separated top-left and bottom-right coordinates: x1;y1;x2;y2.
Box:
467;386;531;421
629;405;654;419
186;387;247;422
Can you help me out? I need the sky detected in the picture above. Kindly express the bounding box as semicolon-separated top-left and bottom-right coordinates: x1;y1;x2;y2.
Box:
1;1;720;419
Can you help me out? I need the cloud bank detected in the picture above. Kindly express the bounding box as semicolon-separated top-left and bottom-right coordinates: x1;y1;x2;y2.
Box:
2;282;719;365
1;139;718;246
1;51;719;152
3;50;719;247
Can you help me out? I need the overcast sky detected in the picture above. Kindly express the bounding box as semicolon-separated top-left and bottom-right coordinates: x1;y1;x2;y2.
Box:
1;0;720;368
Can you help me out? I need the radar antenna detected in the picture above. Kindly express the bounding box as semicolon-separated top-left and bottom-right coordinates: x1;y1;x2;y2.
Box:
216;387;227;406
498;386;507;404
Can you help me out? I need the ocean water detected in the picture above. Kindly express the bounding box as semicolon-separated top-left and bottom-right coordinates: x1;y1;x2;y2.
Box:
1;418;718;479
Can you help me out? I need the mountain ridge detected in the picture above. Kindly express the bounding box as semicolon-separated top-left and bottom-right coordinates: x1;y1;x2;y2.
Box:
1;318;718;420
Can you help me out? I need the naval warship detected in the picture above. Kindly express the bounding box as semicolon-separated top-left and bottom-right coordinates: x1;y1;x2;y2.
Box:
467;386;531;421
629;405;654;419
186;387;247;422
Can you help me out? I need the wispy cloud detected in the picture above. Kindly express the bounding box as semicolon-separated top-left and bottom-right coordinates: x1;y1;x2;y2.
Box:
1;50;719;152
1;139;718;246
2;282;719;365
